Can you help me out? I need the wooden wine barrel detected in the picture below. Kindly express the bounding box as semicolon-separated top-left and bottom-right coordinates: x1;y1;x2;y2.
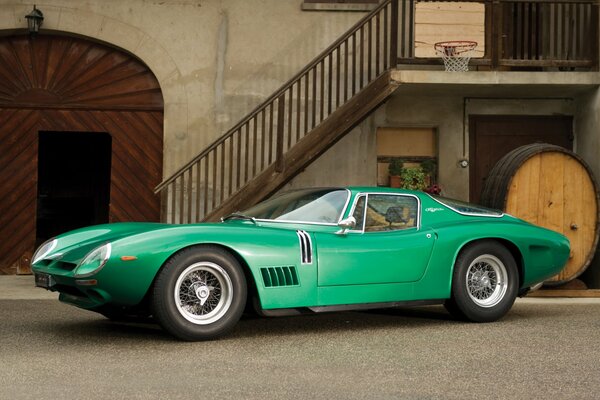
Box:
481;143;599;286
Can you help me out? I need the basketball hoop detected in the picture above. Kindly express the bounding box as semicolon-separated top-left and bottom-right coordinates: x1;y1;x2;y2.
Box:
434;41;477;72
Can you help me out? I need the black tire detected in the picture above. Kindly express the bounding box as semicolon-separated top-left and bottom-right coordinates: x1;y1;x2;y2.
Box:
444;241;518;322
152;246;247;341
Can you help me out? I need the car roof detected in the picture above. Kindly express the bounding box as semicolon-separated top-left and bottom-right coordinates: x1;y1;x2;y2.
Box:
346;186;423;196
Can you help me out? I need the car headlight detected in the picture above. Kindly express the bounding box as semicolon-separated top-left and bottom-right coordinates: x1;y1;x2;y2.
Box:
32;239;57;265
74;243;112;278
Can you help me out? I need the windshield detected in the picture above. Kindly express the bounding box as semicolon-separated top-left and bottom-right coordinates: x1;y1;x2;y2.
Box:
242;188;349;224
431;195;503;216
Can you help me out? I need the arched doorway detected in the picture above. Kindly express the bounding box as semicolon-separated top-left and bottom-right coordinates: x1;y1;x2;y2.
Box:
0;34;164;274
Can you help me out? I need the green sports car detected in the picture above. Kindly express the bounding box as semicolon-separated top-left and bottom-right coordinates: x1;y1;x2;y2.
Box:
32;187;570;341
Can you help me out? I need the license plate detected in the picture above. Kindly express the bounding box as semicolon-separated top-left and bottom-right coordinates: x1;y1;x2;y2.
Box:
34;273;55;289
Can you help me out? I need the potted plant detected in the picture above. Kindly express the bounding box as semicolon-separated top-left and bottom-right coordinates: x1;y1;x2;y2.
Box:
400;166;427;191
388;159;404;188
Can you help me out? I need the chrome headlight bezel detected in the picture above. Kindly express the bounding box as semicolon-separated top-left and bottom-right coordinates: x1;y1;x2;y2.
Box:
32;238;57;265
74;243;112;278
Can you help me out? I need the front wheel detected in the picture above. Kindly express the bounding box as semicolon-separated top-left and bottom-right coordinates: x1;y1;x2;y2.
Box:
445;241;518;322
152;246;247;341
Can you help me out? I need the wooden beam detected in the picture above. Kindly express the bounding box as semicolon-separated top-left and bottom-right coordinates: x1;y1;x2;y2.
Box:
498;58;594;66
397;57;593;67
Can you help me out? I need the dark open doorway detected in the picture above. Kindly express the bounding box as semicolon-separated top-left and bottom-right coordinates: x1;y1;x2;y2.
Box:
36;131;112;245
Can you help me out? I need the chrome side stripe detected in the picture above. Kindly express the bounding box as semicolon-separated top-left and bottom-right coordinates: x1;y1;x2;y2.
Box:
296;230;313;264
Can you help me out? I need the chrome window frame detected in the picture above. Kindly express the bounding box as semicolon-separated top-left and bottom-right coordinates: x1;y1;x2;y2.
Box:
349;194;367;232
346;192;421;233
427;194;504;218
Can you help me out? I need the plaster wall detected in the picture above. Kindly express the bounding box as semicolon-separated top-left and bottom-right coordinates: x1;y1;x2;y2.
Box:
286;92;578;202
0;0;365;177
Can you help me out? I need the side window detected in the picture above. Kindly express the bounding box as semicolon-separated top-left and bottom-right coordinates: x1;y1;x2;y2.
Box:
364;195;418;232
351;195;366;231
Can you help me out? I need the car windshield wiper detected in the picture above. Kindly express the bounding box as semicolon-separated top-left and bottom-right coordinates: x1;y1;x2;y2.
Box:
221;213;257;224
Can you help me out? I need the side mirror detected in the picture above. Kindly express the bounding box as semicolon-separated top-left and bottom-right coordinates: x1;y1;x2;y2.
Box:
336;216;356;235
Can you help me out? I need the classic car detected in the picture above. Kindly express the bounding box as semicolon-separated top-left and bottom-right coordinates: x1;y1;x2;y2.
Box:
31;187;570;341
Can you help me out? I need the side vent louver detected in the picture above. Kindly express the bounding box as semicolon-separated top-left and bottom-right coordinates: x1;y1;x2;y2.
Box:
296;230;313;264
261;266;300;287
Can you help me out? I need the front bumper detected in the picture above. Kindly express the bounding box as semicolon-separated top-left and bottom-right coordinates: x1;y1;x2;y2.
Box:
32;263;112;310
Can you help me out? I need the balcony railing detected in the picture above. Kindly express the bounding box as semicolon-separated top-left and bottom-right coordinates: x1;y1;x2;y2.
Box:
398;0;599;69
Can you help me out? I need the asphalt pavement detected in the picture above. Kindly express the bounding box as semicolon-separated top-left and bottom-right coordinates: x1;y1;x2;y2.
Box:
1;276;600;400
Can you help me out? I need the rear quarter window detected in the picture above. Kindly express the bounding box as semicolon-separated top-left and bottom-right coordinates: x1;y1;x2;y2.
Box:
430;195;503;217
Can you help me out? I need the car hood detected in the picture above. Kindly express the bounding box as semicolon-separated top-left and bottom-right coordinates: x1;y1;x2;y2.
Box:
41;223;176;264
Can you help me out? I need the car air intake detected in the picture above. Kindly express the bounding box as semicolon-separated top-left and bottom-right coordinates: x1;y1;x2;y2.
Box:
261;266;299;287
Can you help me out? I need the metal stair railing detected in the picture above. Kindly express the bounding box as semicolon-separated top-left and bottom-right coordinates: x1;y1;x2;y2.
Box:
155;0;398;223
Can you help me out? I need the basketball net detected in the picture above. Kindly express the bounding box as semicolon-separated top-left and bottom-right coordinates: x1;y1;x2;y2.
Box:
434;41;477;72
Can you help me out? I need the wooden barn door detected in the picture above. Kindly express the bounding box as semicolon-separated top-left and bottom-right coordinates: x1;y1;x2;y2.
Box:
0;35;163;274
469;115;573;203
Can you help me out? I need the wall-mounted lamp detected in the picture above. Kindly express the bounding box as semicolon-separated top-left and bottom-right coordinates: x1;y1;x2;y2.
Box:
25;5;44;35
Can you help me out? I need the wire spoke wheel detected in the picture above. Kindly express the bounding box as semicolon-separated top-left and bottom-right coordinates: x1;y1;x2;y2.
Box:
465;254;508;308
445;241;518;323
174;262;233;325
153;246;247;341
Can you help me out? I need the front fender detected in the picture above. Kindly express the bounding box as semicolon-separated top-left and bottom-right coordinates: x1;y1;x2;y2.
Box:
96;224;307;306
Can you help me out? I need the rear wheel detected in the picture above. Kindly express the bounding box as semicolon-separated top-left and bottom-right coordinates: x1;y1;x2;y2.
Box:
152;246;247;341
445;241;518;322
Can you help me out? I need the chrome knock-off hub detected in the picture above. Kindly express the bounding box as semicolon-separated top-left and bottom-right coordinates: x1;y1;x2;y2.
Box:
195;286;210;305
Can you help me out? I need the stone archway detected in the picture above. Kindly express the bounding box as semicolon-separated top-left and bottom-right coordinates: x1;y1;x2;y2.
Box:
0;34;164;274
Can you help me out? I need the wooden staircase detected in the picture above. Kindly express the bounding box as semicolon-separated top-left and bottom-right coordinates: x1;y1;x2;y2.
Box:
155;0;400;223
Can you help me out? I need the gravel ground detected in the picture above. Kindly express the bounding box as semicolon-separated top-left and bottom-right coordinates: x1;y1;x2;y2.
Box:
1;285;599;400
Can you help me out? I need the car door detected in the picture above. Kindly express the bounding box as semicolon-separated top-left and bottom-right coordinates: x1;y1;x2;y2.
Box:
315;193;436;286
